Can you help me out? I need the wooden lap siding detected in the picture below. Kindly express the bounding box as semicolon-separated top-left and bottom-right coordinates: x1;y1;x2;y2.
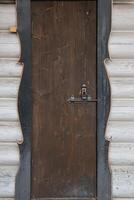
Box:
0;0;23;199
105;0;134;199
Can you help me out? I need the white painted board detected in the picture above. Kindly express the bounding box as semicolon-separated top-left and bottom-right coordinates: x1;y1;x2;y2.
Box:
106;121;134;142
109;32;134;59
109;143;134;165
0;78;21;98
109;99;134;121
0;60;23;77
110;77;134;98
112;166;134;198
0;166;19;198
0;121;23;143
0;99;19;121
112;4;134;30
0;5;16;30
105;59;134;77
0;33;20;59
0;143;19;165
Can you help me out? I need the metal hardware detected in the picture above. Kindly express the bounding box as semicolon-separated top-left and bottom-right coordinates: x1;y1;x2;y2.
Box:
67;84;97;103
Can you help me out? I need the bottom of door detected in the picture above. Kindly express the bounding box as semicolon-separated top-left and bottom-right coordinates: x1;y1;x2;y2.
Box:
32;198;96;200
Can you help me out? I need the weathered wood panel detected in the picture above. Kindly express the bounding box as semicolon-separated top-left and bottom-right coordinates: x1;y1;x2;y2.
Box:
110;77;134;98
109;143;134;165
0;143;19;165
112;166;134;198
0;0;23;198
0;166;19;197
0;122;23;143
0;5;16;30
109;32;134;59
112;4;134;30
0;33;20;59
105;59;134;77
32;1;96;199
0;99;18;121
108;99;134;120
0;61;23;77
106;121;134;142
0;78;21;98
105;0;134;199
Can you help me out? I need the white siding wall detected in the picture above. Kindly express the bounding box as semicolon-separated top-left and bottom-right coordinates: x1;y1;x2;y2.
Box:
105;0;134;199
0;1;23;199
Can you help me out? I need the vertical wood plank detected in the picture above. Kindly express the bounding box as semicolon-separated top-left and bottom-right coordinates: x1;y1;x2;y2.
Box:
32;1;96;198
97;0;111;199
16;0;32;200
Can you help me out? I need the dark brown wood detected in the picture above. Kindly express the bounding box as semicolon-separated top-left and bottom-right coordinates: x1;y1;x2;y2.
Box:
32;1;96;199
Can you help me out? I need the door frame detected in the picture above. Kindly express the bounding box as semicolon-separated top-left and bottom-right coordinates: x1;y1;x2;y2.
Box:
97;0;111;199
16;0;111;199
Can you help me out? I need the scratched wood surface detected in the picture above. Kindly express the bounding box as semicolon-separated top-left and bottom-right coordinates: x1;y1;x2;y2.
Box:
32;1;96;199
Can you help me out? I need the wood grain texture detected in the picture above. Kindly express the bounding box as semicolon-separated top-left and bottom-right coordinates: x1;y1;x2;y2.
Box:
0;0;23;198
105;0;134;199
32;1;96;199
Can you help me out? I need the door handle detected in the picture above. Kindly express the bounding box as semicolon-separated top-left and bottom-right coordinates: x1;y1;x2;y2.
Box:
67;84;97;103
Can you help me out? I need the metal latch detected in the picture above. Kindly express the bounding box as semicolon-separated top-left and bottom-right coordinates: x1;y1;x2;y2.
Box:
67;84;97;103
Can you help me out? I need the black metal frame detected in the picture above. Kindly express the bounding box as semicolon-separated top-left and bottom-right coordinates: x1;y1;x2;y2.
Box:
16;0;111;199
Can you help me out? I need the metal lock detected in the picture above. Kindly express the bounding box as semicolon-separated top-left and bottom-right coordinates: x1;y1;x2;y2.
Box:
80;84;88;100
67;83;97;103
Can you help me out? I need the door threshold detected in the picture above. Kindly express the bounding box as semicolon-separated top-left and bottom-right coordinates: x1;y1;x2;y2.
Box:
32;198;96;200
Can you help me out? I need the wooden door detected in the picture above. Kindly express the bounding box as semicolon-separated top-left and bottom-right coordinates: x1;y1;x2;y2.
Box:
32;1;96;199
